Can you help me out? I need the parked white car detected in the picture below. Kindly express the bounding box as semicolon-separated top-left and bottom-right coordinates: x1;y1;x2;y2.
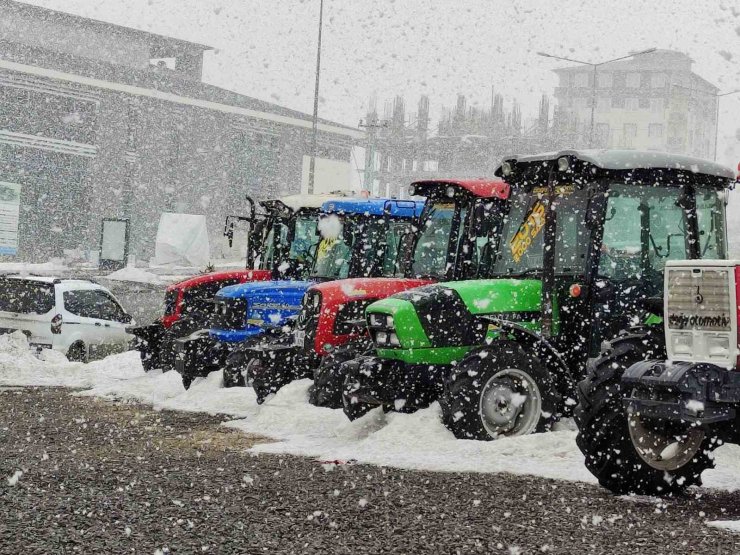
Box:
0;276;135;361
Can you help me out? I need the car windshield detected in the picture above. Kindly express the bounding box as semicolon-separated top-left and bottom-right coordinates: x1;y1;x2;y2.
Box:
410;200;457;278
492;185;590;276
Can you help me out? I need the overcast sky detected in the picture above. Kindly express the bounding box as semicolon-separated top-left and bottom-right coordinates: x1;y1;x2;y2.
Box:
19;0;740;168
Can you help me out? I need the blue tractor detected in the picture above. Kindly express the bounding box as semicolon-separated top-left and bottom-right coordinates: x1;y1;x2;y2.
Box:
173;197;424;389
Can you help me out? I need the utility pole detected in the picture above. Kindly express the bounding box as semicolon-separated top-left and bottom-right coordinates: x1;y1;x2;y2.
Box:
537;48;657;148
359;116;388;194
307;0;324;194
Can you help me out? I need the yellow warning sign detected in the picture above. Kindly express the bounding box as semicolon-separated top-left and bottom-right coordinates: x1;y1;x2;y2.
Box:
317;238;337;258
510;201;546;262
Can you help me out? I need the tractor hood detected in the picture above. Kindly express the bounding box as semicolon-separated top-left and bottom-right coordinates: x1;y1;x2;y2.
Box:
311;277;433;306
210;280;314;341
367;279;544;350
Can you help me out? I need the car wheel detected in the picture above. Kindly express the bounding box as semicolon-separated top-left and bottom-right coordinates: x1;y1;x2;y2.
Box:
67;342;87;363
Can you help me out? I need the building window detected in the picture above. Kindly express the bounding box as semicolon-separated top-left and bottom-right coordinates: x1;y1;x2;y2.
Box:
596;97;610;111
649;123;664;138
624;123;638;137
625;98;639;111
639;97;650;109
574;72;590;87
651;98;664;112
651;73;666;88
597;73;612;88
626;73;641;88
612;97;625;109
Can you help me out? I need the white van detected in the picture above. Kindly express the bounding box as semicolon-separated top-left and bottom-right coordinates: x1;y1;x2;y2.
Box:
0;276;135;361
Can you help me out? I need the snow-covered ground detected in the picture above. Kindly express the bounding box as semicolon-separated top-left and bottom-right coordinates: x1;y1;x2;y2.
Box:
1;330;739;494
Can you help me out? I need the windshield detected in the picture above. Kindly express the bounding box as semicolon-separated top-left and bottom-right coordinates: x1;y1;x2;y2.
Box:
598;184;727;282
258;214;319;272
411;200;456;278
493;185;590;276
311;214;353;279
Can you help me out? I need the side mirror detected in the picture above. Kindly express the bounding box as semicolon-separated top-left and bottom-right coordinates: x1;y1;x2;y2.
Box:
121;312;133;324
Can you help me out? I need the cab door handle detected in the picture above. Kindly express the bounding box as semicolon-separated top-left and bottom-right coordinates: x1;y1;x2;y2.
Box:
94;322;101;326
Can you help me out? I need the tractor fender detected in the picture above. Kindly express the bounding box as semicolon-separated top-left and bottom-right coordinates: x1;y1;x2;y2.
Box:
478;317;577;406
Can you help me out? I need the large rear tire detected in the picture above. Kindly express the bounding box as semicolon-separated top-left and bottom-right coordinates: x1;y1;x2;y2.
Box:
575;328;715;495
440;340;559;440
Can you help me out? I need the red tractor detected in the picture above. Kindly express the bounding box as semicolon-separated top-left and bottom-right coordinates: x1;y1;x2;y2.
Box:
233;179;511;405
130;194;339;371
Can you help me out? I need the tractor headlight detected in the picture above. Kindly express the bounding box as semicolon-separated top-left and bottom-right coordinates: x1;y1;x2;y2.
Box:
376;331;388;344
369;313;385;327
389;333;400;347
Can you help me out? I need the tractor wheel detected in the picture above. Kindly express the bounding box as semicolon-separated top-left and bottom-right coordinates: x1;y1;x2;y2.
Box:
139;347;159;372
440;340;559;440
67;342;87;363
575;328;715;495
341;368;377;421
222;352;246;388
311;342;372;409
248;355;293;404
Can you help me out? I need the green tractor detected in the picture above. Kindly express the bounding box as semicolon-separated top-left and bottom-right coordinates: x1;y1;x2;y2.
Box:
343;150;734;440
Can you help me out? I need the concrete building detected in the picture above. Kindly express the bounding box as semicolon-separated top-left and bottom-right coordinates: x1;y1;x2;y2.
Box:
552;50;718;158
0;0;361;263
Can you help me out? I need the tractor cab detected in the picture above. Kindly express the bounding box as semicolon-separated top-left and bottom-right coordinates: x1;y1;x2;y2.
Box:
491;150;730;368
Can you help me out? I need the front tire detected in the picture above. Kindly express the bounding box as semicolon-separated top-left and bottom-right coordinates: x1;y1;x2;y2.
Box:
440;340;559;440
574;328;714;495
67;341;87;363
341;367;378;421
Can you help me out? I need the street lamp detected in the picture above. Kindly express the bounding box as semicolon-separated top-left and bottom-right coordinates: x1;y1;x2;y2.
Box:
672;84;740;161
307;0;324;195
537;48;657;148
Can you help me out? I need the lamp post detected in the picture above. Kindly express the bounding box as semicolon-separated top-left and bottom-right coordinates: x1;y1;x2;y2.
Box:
672;84;740;161
307;0;324;195
537;48;657;148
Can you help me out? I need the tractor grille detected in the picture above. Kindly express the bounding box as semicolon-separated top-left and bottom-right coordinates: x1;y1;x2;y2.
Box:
334;299;373;335
211;297;248;330
666;268;732;331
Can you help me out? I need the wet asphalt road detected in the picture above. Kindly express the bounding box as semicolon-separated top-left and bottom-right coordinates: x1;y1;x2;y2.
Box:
2;388;740;555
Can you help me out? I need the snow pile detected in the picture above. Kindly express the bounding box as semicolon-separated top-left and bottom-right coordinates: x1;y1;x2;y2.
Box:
707;520;740;533
0;260;68;275
0;331;143;389
103;265;169;285
2;335;740;492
